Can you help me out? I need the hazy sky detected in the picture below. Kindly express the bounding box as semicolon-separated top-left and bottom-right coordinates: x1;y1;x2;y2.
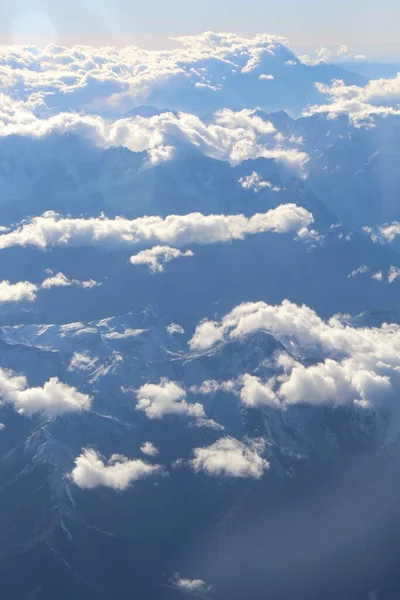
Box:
2;0;400;58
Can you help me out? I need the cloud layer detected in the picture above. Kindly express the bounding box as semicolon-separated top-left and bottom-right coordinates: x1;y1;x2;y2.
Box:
0;205;313;252
0;32;295;116
189;300;400;410
305;74;400;124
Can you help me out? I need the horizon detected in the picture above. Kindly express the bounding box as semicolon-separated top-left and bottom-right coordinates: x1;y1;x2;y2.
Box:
1;0;400;60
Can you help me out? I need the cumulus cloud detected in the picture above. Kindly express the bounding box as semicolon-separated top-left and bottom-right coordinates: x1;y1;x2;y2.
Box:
369;221;400;243
0;32;295;116
0;89;308;173
167;323;185;335
0;367;92;417
299;45;366;66
136;378;205;420
278;356;392;408
0;272;99;305
0;280;38;303
240;374;280;408
191;437;269;478
71;448;160;490
129;246;194;273
239;171;281;193
305;74;400;125
140;441;159;457
189;299;400;410
41;271;99;289
0;205;313;252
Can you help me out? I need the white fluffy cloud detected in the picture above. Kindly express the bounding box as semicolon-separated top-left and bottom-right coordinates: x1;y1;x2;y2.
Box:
0;32;294;115
0;280;38;303
369;221;400;243
191;437;269;478
305;74;400;125
173;577;207;593
239;171;281;193
0;91;308;173
0;367;92;417
140;441;159;457
240;374;280;408
167;323;185;335
71;448;160;490
136;378;205;420
41;271;99;289
189;299;400;410
278;357;392;408
0;205;313;252
0;273;99;305
129;246;194;273
299;45;366;66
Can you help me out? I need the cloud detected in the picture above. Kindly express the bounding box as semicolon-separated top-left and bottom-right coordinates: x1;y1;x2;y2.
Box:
388;266;400;283
140;441;159;457
167;323;185;335
304;75;400;125
41;271;99;289
68;351;98;372
0;280;38;303
190;379;237;395
369;221;400;243
173;576;207;593
348;265;369;279
71;448;160;490
0;273;99;304
189;299;400;410
129;246;194;273
278;356;392;408
372;271;383;282
239;171;281;193
0;205;313;252
136;378;205;420
0;32;295;116
347;265;400;284
0;87;308;173
239;374;280;408
0;367;92;417
191;437;269;478
299;45;367;66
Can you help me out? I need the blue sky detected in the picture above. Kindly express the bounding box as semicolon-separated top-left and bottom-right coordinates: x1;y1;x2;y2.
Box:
2;0;400;58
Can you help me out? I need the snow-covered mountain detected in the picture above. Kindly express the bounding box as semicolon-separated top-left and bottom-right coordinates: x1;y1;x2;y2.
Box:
1;29;400;600
0;305;397;600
